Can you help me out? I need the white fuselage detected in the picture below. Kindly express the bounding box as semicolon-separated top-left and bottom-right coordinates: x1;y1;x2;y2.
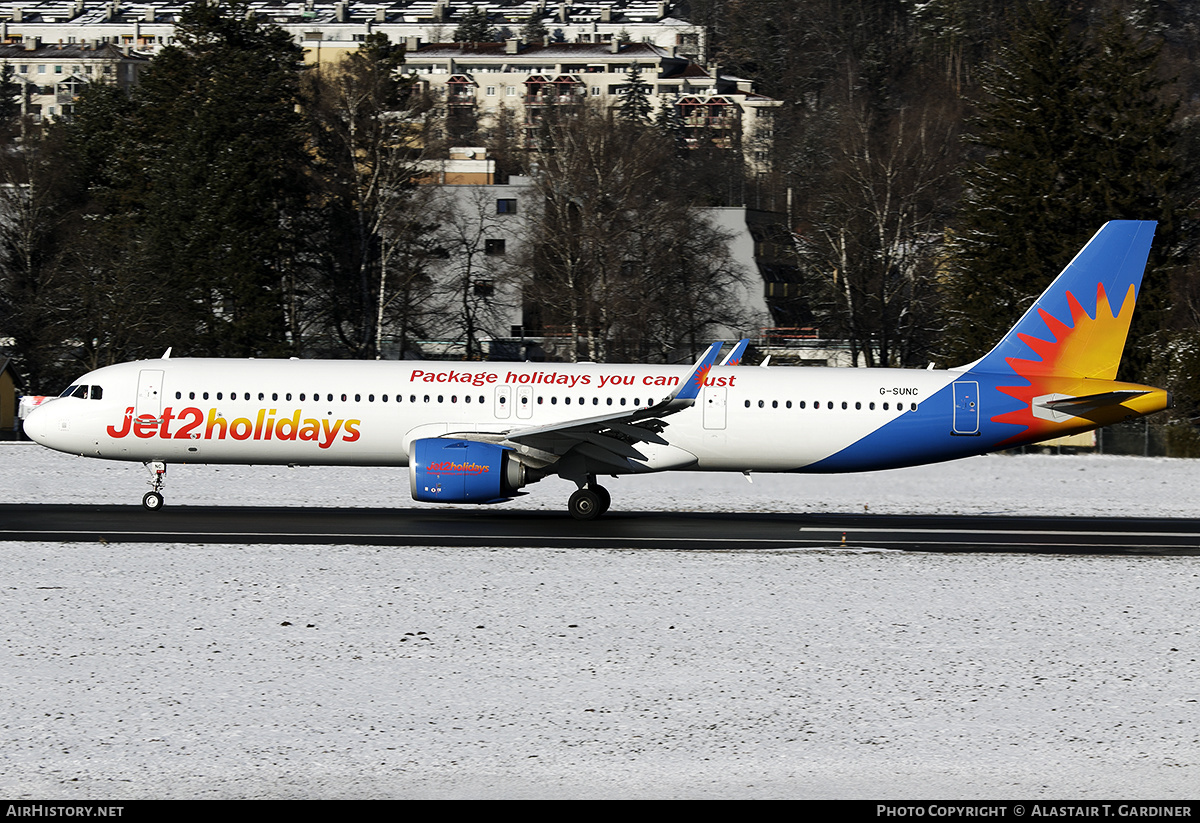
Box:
24;357;963;473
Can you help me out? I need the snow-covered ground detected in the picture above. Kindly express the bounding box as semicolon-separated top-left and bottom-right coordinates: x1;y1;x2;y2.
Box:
1;442;1198;799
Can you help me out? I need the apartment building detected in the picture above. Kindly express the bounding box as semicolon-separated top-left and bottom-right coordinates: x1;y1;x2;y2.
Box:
0;38;148;119
0;1;706;59
403;38;780;169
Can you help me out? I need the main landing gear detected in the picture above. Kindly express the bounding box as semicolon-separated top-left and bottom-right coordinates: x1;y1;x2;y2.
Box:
142;461;166;511
568;481;611;521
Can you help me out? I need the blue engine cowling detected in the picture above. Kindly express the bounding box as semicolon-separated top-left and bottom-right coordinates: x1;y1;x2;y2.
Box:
409;438;526;504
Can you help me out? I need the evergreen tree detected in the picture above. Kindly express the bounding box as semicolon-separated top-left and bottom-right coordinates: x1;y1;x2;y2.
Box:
452;7;496;43
619;64;653;124
520;11;548;42
0;62;22;136
128;0;309;357
654;94;686;148
946;2;1179;370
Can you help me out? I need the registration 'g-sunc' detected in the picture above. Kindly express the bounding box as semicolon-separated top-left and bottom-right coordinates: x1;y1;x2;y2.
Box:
24;221;1172;520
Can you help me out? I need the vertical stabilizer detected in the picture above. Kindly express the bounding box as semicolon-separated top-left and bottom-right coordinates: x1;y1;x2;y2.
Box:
963;220;1156;379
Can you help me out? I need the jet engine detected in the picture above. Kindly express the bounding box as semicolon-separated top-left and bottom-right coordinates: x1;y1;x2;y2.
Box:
409;438;527;504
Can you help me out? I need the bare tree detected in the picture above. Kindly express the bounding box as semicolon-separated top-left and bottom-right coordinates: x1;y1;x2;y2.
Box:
429;186;519;359
795;98;959;367
517;104;748;363
303;33;442;358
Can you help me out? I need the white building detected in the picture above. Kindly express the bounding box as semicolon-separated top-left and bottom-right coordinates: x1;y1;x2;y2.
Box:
0;1;707;60
421;153;781;361
0;39;148;119
402;38;780;169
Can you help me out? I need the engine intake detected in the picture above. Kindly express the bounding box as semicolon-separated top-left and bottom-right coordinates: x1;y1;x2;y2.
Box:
409;438;526;504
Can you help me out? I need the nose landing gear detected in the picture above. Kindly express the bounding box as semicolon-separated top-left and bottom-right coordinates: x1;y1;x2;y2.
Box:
142;461;166;511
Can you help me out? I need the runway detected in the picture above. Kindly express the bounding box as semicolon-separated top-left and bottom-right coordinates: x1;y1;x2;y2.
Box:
2;504;1199;553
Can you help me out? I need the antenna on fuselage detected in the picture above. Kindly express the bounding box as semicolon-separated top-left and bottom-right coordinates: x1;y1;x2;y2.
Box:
161;348;172;359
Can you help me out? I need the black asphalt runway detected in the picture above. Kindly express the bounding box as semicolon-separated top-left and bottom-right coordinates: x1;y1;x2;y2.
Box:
1;504;1199;554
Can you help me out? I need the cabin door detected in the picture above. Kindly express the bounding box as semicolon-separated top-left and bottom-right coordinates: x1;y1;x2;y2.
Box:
703;387;727;430
136;369;164;419
952;381;980;435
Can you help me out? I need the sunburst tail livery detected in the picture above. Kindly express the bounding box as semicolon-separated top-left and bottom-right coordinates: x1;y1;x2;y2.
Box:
22;221;1170;519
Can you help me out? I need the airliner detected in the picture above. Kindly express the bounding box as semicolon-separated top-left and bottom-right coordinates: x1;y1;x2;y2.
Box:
21;221;1171;519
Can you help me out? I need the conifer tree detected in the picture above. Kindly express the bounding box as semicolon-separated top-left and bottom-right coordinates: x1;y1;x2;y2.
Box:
520;11;548;42
453;7;496;43
619;64;653;124
128;0;309;357
0;63;21;135
946;2;1179;369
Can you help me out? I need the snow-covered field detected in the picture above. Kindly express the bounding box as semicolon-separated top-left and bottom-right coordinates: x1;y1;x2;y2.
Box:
1;443;1198;799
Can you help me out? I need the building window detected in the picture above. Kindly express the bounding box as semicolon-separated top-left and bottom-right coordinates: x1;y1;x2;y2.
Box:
484;238;506;256
496;198;517;214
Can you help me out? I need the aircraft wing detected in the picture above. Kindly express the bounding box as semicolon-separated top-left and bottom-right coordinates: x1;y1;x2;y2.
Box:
446;343;724;476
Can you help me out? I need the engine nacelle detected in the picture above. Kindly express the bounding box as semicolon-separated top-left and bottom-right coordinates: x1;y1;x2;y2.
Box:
409;438;526;504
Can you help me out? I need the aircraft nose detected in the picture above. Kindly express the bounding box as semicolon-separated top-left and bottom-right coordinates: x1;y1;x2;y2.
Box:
21;402;52;444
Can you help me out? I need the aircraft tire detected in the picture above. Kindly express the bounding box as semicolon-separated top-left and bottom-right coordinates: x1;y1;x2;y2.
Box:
591;485;611;516
569;488;602;521
142;491;164;511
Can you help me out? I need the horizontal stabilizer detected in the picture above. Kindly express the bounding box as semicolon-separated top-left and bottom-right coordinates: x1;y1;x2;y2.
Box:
1039;390;1150;411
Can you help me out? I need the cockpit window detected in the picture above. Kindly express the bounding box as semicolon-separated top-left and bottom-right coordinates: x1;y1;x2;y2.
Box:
58;384;102;399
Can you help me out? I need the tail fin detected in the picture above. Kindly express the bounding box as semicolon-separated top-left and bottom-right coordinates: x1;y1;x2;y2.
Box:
963;220;1156;379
